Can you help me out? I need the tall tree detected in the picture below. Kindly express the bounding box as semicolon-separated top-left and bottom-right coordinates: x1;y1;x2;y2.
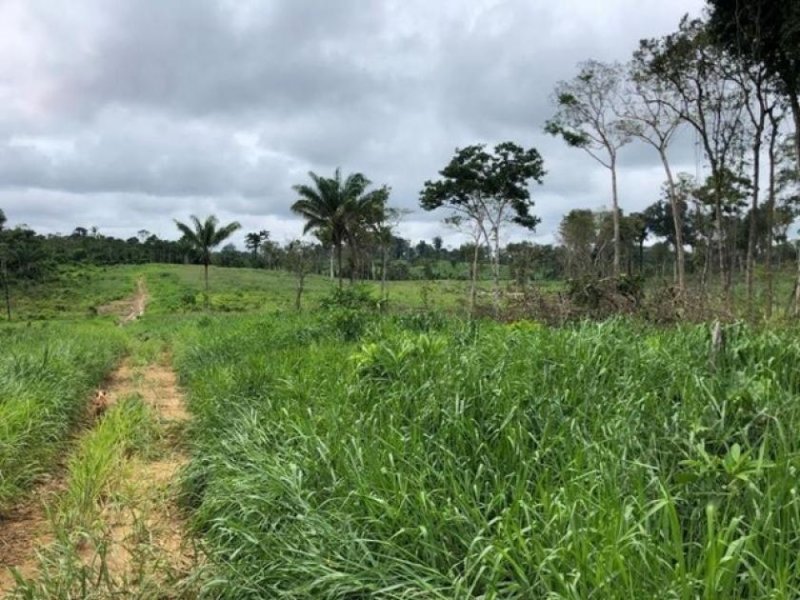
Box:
546;60;631;277
174;215;241;304
723;51;782;313
0;208;6;232
623;56;687;289
291;169;388;288
244;232;264;264
708;0;800;172
640;17;746;301
420;142;545;314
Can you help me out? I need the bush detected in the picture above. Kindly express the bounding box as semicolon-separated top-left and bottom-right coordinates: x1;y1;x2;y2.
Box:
319;285;378;311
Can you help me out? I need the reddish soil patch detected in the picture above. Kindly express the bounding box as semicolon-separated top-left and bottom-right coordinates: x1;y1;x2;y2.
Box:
0;479;62;594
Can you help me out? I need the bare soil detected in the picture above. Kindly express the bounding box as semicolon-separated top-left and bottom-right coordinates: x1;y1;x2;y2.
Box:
98;277;148;324
85;356;193;585
0;479;62;593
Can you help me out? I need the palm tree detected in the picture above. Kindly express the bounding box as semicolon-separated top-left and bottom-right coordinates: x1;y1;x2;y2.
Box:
244;231;263;264
174;215;241;303
291;169;388;288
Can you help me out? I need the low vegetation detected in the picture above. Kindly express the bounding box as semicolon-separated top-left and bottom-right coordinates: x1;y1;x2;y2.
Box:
0;323;125;511
175;308;800;597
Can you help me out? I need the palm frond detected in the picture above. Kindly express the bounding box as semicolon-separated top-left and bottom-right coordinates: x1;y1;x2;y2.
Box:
211;221;242;246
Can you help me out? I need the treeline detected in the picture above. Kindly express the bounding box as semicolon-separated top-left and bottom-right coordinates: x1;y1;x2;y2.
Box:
0;208;553;284
3;1;800;320
542;2;800;316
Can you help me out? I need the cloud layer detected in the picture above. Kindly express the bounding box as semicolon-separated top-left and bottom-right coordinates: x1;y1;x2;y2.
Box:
0;0;704;246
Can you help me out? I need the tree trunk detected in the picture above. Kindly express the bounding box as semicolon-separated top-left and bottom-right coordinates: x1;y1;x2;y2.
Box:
347;238;356;286
469;243;480;317
714;190;730;306
329;247;335;281
660;150;685;292
336;243;343;289
639;240;645;275
295;275;304;311
610;156;621;278
746;132;762;317
203;259;210;309
765;113;779;319
491;227;501;317
790;91;800;175
380;245;388;301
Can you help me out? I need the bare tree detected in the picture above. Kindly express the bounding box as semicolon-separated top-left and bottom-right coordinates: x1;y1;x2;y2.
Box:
285;240;318;310
639;17;746;303
446;215;486;316
622;58;687;290
546;60;631;278
727;58;782;314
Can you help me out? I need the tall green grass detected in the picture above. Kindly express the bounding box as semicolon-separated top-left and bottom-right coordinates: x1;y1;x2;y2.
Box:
176;315;800;598
0;323;126;511
59;394;158;528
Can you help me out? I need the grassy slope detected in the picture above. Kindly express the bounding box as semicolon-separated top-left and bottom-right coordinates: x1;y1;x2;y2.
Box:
143;263;482;314
7;265;141;321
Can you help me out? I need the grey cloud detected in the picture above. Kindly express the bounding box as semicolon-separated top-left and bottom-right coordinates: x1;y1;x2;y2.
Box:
0;0;707;245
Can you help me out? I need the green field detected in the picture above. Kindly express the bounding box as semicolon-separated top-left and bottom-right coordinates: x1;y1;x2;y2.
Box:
3;264;800;597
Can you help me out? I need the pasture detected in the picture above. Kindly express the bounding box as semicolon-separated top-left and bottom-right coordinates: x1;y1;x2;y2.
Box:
2;265;800;598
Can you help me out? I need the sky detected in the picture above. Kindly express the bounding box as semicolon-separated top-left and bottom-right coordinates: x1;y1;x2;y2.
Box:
0;0;707;249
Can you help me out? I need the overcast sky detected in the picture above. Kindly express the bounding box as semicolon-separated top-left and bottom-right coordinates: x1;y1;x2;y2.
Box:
0;0;706;249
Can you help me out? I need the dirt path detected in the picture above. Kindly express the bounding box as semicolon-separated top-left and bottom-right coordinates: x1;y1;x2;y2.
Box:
0;278;195;597
98;276;149;325
86;354;194;590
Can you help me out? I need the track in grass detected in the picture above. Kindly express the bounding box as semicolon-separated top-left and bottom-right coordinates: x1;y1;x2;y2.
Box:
1;352;194;597
1;276;197;597
99;276;149;325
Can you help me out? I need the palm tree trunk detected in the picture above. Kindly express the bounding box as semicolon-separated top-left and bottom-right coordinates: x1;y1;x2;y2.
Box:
336;242;343;289
204;259;210;308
